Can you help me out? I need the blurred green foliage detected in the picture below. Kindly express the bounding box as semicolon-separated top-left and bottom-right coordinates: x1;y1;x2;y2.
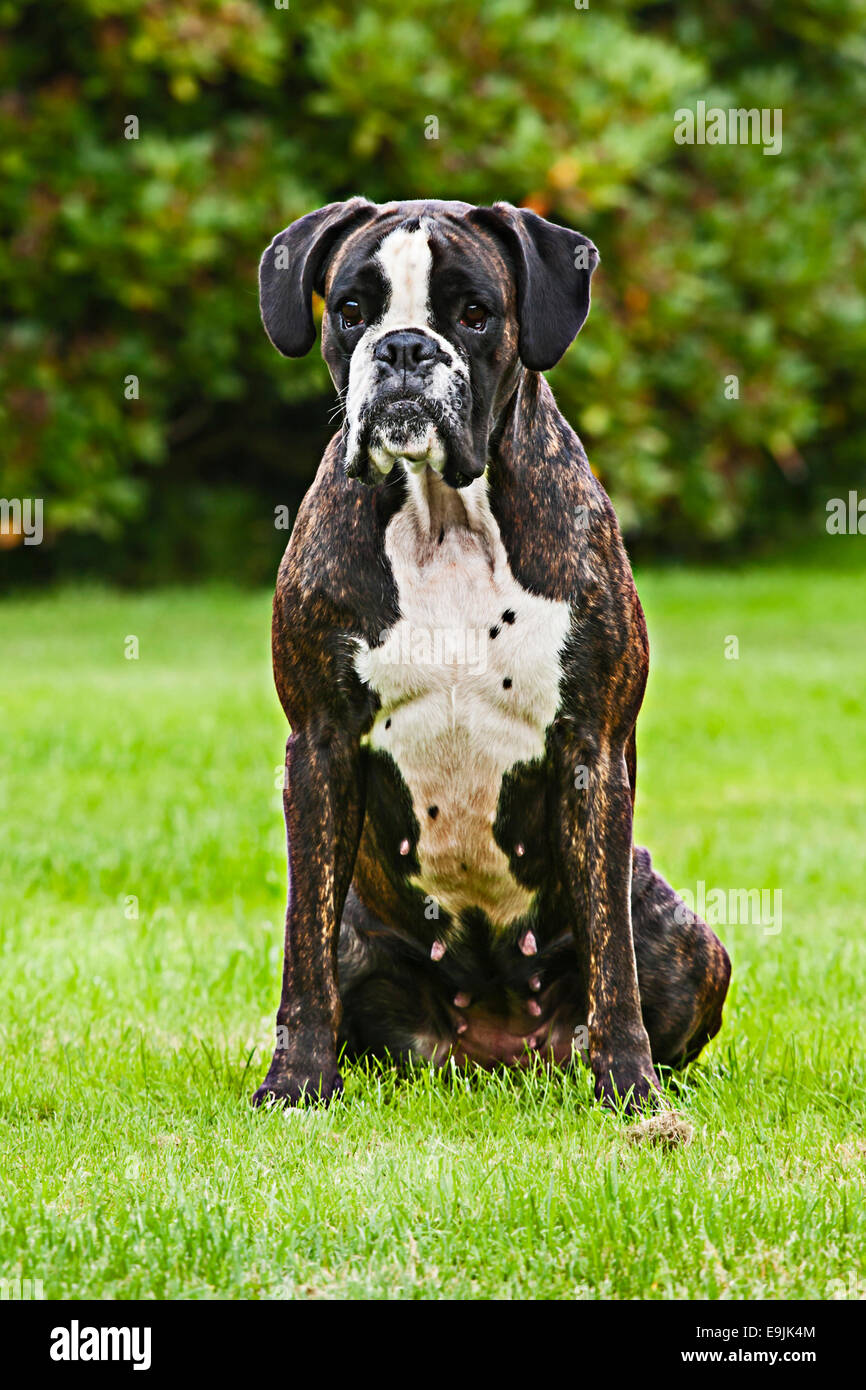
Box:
1;0;865;582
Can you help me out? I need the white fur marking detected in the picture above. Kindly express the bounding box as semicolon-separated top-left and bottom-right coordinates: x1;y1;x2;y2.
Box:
355;473;571;928
377;225;434;330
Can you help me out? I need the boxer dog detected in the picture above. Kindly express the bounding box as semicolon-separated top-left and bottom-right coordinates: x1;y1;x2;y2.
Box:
253;197;731;1114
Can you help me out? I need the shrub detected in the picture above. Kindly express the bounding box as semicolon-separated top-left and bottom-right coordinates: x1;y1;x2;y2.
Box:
1;0;864;582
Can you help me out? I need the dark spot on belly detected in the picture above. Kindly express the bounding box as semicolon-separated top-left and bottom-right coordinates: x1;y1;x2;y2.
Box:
502;609;516;624
503;677;512;689
438;527;444;544
385;718;391;729
428;805;439;819
489;625;500;639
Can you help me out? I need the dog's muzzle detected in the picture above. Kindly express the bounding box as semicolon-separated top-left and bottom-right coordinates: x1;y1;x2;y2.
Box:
344;329;479;488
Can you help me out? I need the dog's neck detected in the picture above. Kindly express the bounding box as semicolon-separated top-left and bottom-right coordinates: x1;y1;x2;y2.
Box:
495;369;576;463
392;369;581;550
399;464;499;569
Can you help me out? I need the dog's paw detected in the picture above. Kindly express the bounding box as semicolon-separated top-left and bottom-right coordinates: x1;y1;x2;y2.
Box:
251;1068;343;1110
593;1057;662;1116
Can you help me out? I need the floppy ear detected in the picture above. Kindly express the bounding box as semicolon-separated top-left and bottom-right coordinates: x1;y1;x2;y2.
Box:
259;197;377;357
469;203;599;372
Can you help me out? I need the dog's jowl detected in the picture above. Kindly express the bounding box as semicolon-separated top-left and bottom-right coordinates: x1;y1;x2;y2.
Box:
254;197;731;1112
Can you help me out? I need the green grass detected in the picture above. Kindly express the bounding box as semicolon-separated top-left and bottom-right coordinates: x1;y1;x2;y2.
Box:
1;556;864;1300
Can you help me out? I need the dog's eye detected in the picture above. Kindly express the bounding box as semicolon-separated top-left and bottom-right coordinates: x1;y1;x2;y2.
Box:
339;300;364;329
460;303;488;331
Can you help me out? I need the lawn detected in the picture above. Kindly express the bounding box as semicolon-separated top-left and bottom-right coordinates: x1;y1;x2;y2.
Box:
1;552;864;1300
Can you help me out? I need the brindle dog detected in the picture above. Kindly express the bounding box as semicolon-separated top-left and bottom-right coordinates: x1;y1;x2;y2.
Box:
253;198;731;1114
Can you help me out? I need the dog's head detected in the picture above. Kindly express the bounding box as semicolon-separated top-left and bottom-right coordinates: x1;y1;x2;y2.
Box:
259;198;598;488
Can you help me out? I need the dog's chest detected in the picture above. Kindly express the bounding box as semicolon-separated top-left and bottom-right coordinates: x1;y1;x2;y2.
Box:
355;473;571;926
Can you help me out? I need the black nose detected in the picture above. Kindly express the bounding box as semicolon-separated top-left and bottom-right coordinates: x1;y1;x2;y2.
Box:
373;330;439;375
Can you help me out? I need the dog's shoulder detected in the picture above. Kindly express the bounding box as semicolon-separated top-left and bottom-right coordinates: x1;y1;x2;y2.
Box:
490;377;632;605
275;435;403;635
271;435;404;727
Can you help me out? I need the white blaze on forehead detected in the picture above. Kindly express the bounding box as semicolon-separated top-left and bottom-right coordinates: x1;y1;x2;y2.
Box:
375;224;434;331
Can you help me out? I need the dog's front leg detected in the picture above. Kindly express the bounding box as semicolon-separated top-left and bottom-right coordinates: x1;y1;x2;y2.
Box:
252;724;363;1108
554;729;659;1112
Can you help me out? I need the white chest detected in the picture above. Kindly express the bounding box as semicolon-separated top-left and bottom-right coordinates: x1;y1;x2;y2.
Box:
354;472;571;926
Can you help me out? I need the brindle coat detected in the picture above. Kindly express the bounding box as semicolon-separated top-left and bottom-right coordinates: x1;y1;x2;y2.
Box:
253;200;731;1113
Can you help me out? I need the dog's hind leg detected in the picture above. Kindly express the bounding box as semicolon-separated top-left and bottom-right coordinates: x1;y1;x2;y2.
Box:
631;847;731;1068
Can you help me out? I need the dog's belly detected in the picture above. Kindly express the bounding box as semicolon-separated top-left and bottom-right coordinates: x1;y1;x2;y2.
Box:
355;471;571;927
413;990;584;1069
